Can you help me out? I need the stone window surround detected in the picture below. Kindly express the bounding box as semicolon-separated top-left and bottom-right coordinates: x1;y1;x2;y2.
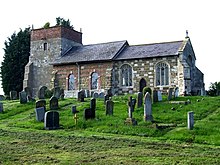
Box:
119;63;133;88
155;61;170;87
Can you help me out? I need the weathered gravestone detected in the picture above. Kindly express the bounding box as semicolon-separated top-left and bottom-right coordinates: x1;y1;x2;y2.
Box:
92;92;99;98
144;92;153;121
35;107;45;122
107;88;113;97
84;90;90;98
53;87;61;99
99;92;105;98
60;88;65;100
19;91;27;104
106;99;114;115
38;86;47;99
187;111;194;130
77;90;85;102
44;111;60;130
104;94;110;105
0;95;5;101
90;98;96;112
84;98;96;120
153;89;158;103
124;96;137;125
24;87;31;97
158;91;162;101
10;91;17;100
128;96;136;112
174;87;179;98
71;105;79;114
0;102;3;113
167;88;173;101
137;92;143;108
36;99;46;110
50;96;59;110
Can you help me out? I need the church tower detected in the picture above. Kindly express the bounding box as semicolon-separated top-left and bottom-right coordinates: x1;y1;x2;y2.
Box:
23;26;82;97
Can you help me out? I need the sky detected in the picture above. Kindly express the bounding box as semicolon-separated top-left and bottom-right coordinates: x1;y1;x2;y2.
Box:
0;0;219;94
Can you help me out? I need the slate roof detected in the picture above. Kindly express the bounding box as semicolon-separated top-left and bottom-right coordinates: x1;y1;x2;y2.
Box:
51;40;127;65
115;41;183;60
51;40;184;65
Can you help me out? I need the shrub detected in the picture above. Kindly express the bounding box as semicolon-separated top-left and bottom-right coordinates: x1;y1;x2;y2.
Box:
45;89;53;98
143;87;152;96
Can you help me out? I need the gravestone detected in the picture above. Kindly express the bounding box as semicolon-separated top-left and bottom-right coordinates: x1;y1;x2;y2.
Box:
71;105;79;114
44;111;60;130
53;87;61;99
187;111;194;130
36;99;46;110
104;94;110;105
24;87;31;97
99;92;105;98
124;98;137;125
107;88;113;97
153;89;158;103
10;91;17;100
106;99;114;115
128;96;136;112
84;108;94;120
144;92;153;121
90;98;96;112
92;92;99;98
158;91;162;101
0;95;5;101
167;88;173;101
49;96;59;110
77;90;85;102
60;88;65;100
85;90;90;98
35;107;45;122
174;87;179;98
0;102;3;113
19;91;27;104
38;86;47;99
137;92;143;108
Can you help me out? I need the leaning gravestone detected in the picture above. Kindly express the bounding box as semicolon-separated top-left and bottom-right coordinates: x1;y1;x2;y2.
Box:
187;111;194;130
44;111;60;130
158;91;162;101
144;92;153;121
49;96;59;110
19;91;27;104
10;90;17;100
77;90;85;102
167;88;173;101
137;92;143;108
106;99;114;115
38;86;47;99
53;87;61;99
35;107;45;122
153;89;158;103
36;99;46;110
0;102;3;113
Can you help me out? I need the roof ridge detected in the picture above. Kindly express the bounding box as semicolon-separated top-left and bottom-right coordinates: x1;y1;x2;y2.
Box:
84;40;127;46
130;40;183;47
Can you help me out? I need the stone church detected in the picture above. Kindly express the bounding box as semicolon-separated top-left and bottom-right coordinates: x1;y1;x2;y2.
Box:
23;26;204;98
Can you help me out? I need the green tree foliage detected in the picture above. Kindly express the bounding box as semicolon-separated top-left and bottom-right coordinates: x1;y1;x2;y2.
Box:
207;82;220;96
43;22;50;29
0;28;30;95
143;87;152;96
56;17;74;29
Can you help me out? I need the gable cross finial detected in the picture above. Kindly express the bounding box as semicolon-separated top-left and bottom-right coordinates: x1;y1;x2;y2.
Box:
186;30;189;38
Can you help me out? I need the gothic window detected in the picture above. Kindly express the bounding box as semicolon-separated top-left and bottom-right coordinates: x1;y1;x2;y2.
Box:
120;64;132;87
91;72;98;89
68;74;75;90
156;62;169;86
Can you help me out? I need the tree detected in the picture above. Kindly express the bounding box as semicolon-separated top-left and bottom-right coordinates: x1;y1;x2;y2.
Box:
0;28;30;95
207;81;220;96
56;17;74;29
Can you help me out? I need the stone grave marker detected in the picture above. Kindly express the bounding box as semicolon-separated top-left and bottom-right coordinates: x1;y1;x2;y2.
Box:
158;91;162;101
137;92;143;108
84;108;93;120
153;89;158;103
90;98;96;112
53;87;61;99
0;102;3;113
187;111;194;130
92;92;99;98
35;107;45;122
77;90;85;102
10;90;17;100
99;92;105;98
24;87;31;97
60;88;64;100
38;86;47;99
106;99;114;115
167;88;173;101
49;96;59;110
144;92;153;121
124;97;137;125
85;90;90;98
44;111;60;130
104;94;109;105
36;99;46;110
128;96;136;112
107;88;113;97
0;95;5;101
174;87;179;98
19;91;27;104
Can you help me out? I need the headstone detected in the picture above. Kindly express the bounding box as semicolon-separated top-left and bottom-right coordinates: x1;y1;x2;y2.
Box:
107;88;113;97
24;87;31;97
167;88;173;101
106;99;114;115
90;98;96;112
10;91;17;100
35;107;45;122
104;94;110;105
36;99;46;110
71;105;79;114
99;92;105;98
153;89;158;103
174;87;179;98
84;108;94;120
60;88;64;100
158;91;162;101
85;90;90;98
38;86;47;99
137;92;143;108
19;91;27;104
49;96;59;110
53;87;61;99
0;95;5;101
27;95;35;102
92;92;99;98
44;111;60;130
144;92;153;121
0;102;3;113
128;96;136;113
77;90;85;102
187;111;194;130
124;98;137;125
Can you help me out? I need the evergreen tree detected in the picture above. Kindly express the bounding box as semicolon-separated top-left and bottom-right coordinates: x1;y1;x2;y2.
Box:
56;17;74;29
0;28;30;95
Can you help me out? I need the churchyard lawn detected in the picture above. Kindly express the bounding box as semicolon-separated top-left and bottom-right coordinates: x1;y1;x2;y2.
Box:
0;95;220;164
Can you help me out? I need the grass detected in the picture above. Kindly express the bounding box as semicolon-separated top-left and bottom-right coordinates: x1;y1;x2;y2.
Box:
0;95;220;164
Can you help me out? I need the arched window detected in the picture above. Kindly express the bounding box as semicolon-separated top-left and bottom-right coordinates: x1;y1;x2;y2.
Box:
68;74;75;90
156;62;169;86
120;64;132;87
91;72;98;89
